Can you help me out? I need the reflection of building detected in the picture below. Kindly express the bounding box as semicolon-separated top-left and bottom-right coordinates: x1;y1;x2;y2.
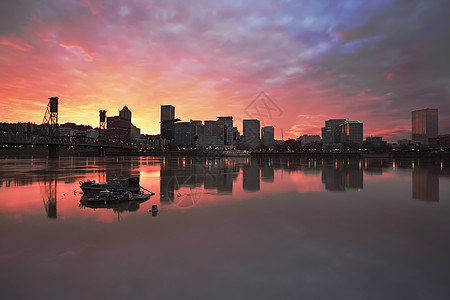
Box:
243;160;260;192
261;161;274;183
161;105;175;141
412;168;439;202
321;160;363;191
160;157;176;203
412;108;438;145
243;119;260;150
215;166;233;195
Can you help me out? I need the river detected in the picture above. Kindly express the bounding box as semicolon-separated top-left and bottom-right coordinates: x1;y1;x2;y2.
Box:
1;156;449;299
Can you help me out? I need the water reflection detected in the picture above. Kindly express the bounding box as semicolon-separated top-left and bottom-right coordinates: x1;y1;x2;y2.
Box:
40;176;57;219
321;159;363;191
0;156;449;220
156;157;449;207
79;198;150;213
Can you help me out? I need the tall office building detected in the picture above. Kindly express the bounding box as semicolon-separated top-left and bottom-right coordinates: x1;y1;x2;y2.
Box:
107;106;132;143
340;121;363;146
322;119;347;145
196;120;224;147
412;108;438;144
119;105;131;121
217;116;233;146
243;119;260;150
161;105;175;140
174;121;197;147
261;126;275;146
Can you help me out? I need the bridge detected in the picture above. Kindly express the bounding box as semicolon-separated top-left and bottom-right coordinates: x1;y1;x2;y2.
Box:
0;97;138;158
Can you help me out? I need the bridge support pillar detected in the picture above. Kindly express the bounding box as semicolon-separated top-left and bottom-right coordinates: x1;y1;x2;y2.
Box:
48;144;59;159
98;146;106;157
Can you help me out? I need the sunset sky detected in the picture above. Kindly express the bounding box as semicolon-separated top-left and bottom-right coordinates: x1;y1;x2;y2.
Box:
1;0;449;141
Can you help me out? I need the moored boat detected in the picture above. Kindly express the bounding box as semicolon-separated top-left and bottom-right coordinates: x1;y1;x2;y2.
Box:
80;190;153;204
80;177;141;196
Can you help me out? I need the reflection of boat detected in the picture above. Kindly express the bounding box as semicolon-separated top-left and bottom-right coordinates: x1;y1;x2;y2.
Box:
79;190;155;215
80;177;141;195
79;196;150;213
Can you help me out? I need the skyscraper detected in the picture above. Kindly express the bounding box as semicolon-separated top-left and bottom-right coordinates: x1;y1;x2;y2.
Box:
322;119;347;145
243;119;260;150
261;126;275;146
107;106;132;143
217;116;233;146
119;105;131;121
412;108;438;145
196;120;224;147
340;121;363;147
161;105;175;140
174;121;197;147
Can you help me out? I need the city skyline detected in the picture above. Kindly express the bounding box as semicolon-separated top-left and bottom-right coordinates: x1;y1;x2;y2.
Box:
1;1;449;142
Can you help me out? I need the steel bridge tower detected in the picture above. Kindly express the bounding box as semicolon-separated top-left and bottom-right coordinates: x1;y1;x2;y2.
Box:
42;97;59;125
99;110;107;130
42;97;60;158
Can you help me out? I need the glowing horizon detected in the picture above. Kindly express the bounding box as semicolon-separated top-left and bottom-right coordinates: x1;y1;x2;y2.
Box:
1;0;449;142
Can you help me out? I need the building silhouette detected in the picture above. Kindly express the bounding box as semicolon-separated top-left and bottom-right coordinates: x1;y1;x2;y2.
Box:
196;120;224;147
412;108;438;145
107;106;132;143
340;121;363;147
217;117;233;146
261;126;275;146
174;121;200;147
161;105;175;141
243;119;260;150
322;119;347;146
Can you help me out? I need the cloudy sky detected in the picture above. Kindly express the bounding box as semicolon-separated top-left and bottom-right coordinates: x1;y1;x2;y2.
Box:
1;0;449;141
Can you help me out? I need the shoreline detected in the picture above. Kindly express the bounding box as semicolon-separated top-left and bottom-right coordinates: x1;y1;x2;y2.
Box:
1;147;449;159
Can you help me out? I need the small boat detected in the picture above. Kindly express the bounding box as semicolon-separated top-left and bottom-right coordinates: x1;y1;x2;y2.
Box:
80;177;141;196
134;191;154;201
151;205;158;213
80;190;154;204
80;190;121;204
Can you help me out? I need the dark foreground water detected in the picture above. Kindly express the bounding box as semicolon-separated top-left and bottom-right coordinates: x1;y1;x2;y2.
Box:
1;156;450;299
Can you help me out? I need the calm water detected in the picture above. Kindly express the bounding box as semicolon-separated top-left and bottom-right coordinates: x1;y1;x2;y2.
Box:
1;156;450;299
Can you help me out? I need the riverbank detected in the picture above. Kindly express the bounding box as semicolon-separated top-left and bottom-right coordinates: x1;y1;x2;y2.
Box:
251;151;450;159
1;147;449;159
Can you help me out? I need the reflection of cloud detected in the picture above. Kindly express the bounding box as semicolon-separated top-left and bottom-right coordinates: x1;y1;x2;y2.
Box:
290;172;325;193
59;244;94;260
0;248;33;263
